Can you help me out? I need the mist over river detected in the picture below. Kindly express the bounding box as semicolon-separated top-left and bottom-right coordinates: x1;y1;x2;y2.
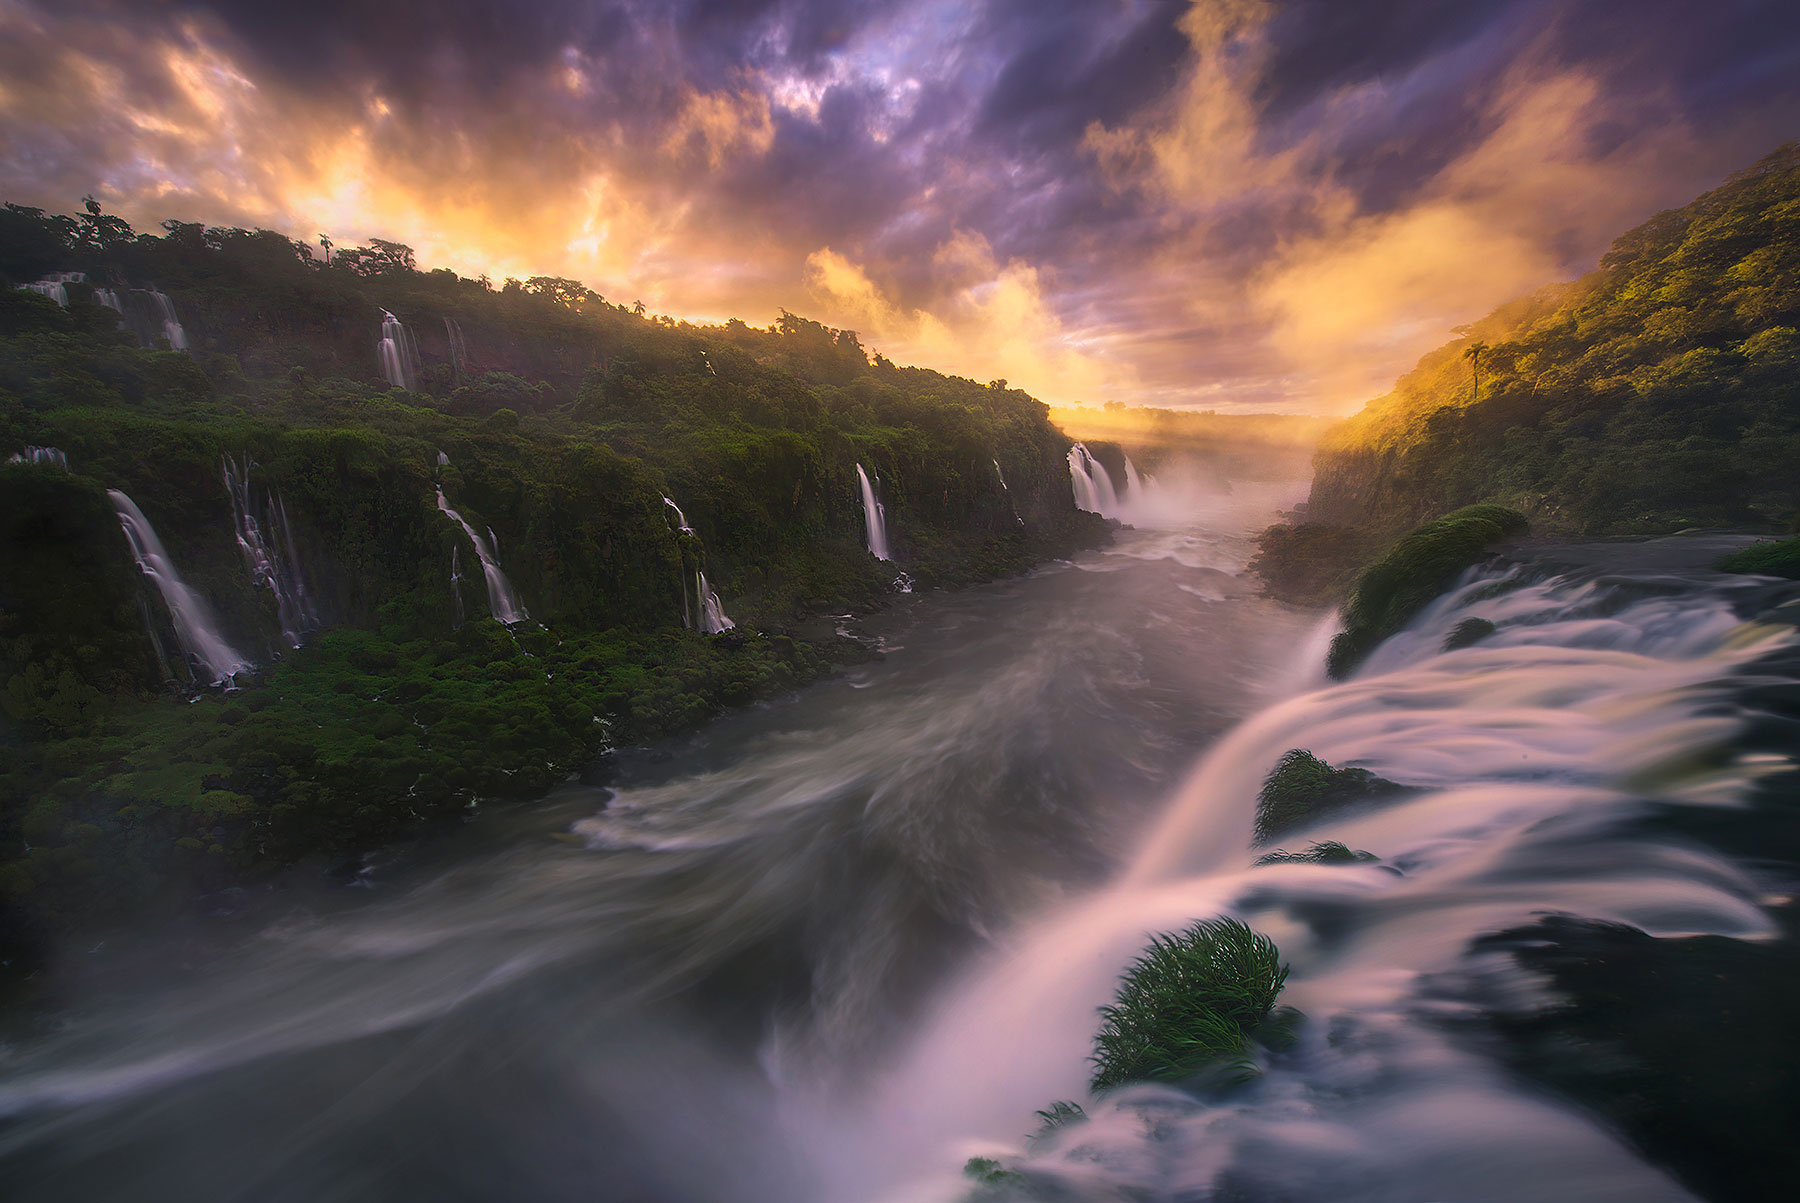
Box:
2;472;1795;1202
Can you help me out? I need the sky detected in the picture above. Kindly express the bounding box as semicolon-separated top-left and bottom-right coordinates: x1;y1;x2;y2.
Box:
1;0;1797;413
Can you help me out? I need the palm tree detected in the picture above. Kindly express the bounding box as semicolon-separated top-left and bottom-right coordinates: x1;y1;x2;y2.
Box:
1463;341;1489;398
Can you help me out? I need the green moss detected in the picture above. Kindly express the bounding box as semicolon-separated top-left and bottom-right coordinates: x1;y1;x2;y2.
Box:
1090;917;1289;1091
1719;536;1800;580
1443;616;1498;650
1255;748;1407;844
1327;505;1528;678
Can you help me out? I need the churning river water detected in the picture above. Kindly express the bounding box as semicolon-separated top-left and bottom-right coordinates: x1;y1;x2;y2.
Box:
1;474;1795;1202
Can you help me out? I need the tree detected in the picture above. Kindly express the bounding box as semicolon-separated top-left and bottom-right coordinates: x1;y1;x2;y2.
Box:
1463;341;1489;398
318;234;333;266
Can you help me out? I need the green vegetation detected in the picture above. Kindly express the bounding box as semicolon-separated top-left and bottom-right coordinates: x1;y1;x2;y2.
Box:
1090;917;1289;1091
1326;505;1527;678
1719;535;1800;580
1253;840;1377;866
0;200;1110;956
1255;749;1407;844
1247;521;1383;607
1443;616;1498;650
1306;144;1800;537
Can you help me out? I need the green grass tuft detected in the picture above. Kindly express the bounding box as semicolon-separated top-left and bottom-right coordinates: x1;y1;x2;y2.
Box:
1719;536;1800;580
1090;917;1289;1091
1443;616;1497;650
1254;748;1406;844
1327;505;1528;678
1254;840;1377;866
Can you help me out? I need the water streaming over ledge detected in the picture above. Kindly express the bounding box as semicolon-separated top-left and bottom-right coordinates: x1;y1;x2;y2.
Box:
378;310;421;391
434;488;528;623
223;454;322;647
108;490;252;685
856;463;892;561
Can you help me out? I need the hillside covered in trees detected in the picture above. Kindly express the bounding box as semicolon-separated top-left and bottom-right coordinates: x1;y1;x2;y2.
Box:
0;202;1113;965
1303;143;1800;538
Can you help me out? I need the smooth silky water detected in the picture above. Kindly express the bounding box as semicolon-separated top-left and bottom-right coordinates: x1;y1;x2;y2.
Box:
1;477;1790;1202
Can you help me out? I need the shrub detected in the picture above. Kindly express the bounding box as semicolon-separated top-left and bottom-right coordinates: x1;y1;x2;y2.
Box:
1443;617;1498;650
1090;917;1289;1091
1254;748;1406;844
1719;536;1800;580
1327;504;1527;678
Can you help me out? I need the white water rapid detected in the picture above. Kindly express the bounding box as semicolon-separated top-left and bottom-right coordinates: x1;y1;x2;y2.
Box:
109;489;252;685
434;488;528;623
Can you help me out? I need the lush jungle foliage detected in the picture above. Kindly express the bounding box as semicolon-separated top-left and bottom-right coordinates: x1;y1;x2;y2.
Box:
0;200;1111;958
1305;143;1800;537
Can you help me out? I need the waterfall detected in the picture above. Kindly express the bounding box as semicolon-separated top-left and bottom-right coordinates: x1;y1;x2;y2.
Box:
695;571;735;634
141;290;188;350
223;454;321;648
437;450;450;468
444;317;470;385
434;489;528;623
7;446;68;470
92;288;125;315
993;459;1023;525
16;272;84;307
1066;442;1120;516
662;496;694;533
378;310;421;391
1122;452;1151;495
109;490;251;685
855;463;892;561
449;546;467;630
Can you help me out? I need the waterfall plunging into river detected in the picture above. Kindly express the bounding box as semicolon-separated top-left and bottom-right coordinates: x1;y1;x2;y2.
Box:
222;454;322;647
695;571;735;634
434;489;528;623
856;463;892;561
108;490;252;685
1066;442;1119;516
378;310;421;391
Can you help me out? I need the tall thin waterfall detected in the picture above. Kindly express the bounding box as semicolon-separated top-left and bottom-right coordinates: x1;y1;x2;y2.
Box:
1066;442;1119;516
378;311;421;391
434;489;528;623
223;454;321;647
695;571;734;634
449;546;467;630
7;446;68;470
993;458;1023;525
109;490;251;685
856;463;892;561
444;317;470;384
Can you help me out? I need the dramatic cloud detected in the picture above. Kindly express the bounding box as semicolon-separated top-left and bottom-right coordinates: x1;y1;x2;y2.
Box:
2;0;1796;411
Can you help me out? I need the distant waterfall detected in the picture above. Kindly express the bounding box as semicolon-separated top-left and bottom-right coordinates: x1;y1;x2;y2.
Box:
16;272;84;307
663;496;694;533
1066;443;1120;517
109;490;251;685
856;463;892;561
993;458;1023;525
143;290;188;350
223;454;322;647
444;317;470;385
695;571;735;634
378;310;421;391
434;489;528;624
7;446;68;470
93;288;125;315
449;546;467;630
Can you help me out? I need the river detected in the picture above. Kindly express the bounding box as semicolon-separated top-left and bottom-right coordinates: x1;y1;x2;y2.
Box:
1;472;1794;1202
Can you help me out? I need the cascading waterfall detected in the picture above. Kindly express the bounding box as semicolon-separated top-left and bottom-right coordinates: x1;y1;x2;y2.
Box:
444;317;470;384
378;310;421;391
835;543;1794;1202
92;288;125;315
6;445;68;470
434;488;528;624
15;271;84;307
109;490;252;685
222;454;322;647
448;545;467;629
663;496;694;533
695;570;735;634
1066;442;1120;516
142;289;188;350
856;463;892;561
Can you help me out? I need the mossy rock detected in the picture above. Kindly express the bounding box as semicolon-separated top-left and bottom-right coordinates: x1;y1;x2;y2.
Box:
1719;536;1800;580
1443;617;1498;650
1255;748;1409;844
1254;840;1378;866
1327;505;1527;678
1091;917;1289;1091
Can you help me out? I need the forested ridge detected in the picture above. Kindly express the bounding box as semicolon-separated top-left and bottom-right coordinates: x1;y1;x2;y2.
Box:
1306;143;1800;537
0;202;1111;964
